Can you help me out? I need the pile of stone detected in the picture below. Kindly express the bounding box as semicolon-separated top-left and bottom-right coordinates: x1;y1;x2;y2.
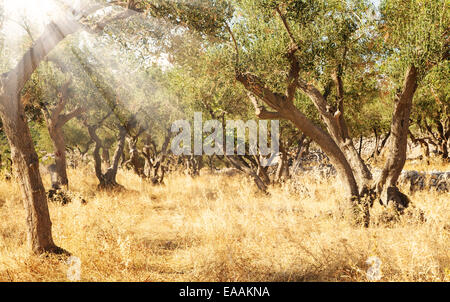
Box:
293;161;449;193
398;170;449;193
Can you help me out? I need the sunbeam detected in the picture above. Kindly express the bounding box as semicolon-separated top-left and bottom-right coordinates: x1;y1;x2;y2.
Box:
2;0;60;39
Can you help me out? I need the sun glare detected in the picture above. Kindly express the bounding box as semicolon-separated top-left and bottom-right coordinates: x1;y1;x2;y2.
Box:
2;0;62;38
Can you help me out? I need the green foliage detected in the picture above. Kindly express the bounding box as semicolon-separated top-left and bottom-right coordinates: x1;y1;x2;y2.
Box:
411;60;450;133
379;0;448;81
144;0;234;38
1;0;448;163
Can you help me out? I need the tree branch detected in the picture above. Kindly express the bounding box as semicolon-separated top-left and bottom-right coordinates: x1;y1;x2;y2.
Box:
58;106;86;126
275;6;297;46
51;76;72;123
235;71;285;112
247;93;283;120
225;22;239;66
377;65;418;192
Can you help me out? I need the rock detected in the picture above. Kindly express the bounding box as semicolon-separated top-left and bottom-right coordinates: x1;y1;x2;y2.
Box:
47;189;72;205
386;186;410;212
398;170;449;193
399;170;426;192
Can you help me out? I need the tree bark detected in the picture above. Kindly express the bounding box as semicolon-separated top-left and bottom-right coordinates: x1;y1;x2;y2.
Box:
102;147;111;166
42;76;84;189
409;130;430;158
124;135;145;176
358;135;363;156
86;119;126;189
281;102;360;197
0;93;65;254
101;128;127;188
376;65;418;205
275;145;290;182
297;75;373;190
49;126;69;188
141;129;172;184
372;127;379;158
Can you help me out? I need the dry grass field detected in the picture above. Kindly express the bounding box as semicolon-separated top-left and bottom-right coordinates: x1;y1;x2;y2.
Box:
0;160;448;282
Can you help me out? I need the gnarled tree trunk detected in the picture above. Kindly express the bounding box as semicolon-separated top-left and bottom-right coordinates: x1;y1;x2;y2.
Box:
141;129;172;184
42;76;84;189
124;135;145;177
0;16;82;254
376;66;418;209
49;127;68;188
0;91;65;254
86;118;127;190
275;145;290;182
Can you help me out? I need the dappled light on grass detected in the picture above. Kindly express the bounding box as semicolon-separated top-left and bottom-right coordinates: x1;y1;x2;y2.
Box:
0;164;448;281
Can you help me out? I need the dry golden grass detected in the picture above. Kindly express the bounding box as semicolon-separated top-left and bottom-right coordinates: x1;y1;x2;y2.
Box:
403;157;450;172
0;162;448;282
369;154;450;172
